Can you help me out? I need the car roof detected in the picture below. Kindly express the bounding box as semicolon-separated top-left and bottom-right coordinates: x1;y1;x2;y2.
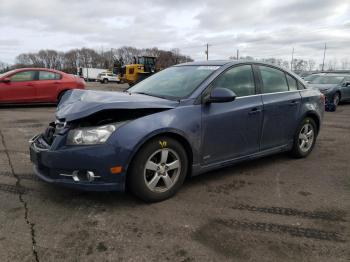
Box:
7;68;65;74
175;60;298;74
175;60;289;69
175;60;232;66
313;73;350;77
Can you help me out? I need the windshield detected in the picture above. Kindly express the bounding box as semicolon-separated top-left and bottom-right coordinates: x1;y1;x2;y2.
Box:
304;74;319;81
128;65;220;99
310;75;344;84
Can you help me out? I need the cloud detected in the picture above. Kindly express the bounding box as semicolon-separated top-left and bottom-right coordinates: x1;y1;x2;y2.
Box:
0;0;349;66
0;39;20;46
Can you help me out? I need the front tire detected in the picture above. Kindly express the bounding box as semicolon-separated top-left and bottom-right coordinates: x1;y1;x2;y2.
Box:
128;137;188;202
103;78;108;84
290;117;317;158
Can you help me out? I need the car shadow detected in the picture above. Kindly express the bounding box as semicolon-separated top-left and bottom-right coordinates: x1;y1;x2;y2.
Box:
184;152;292;187
37;152;293;208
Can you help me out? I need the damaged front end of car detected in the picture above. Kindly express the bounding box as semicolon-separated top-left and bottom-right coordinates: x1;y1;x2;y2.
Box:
29;89;177;191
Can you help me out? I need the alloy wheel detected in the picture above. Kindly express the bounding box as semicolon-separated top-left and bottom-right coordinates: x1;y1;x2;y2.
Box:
298;123;314;153
333;93;340;106
144;148;181;193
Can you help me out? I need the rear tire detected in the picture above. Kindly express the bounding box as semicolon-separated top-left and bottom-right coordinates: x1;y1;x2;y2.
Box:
290;117;317;158
128;137;188;202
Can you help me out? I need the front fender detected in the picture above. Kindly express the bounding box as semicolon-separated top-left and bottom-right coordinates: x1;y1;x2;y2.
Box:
107;105;202;172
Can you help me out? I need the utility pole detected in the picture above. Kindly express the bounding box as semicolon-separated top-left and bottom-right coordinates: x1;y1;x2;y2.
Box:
205;44;209;60
236;49;239;60
290;47;294;71
321;43;327;71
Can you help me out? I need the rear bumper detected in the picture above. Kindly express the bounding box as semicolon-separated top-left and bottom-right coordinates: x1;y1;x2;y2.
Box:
29;134;128;192
324;93;336;112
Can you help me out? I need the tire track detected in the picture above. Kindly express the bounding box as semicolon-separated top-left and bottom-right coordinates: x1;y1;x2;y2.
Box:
231;204;347;222
0;171;39;181
0;183;28;194
216;218;345;242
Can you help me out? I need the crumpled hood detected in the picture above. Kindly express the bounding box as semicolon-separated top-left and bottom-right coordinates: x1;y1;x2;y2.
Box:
308;84;338;91
56;89;178;121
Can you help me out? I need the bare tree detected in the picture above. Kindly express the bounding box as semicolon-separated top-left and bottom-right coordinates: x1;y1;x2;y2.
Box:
63;49;80;74
292;59;308;71
327;58;338;71
308;59;316;71
0;61;10;73
341;58;349;70
13;46;193;73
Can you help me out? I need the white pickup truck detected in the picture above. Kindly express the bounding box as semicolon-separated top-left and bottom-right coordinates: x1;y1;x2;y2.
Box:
97;72;120;84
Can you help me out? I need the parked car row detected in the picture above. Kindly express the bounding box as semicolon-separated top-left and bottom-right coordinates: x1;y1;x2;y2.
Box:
305;73;350;111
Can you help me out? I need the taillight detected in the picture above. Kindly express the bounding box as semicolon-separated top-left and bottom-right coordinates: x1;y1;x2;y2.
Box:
320;93;325;105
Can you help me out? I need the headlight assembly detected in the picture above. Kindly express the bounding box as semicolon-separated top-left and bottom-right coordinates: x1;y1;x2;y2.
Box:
66;122;125;145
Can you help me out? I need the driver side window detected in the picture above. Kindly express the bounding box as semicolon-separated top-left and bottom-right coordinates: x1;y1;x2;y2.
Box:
211;65;256;97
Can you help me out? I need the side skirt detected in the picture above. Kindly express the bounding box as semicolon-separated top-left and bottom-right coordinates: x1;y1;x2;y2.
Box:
191;143;292;176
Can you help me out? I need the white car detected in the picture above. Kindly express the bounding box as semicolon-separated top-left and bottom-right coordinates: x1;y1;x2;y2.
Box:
97;72;120;84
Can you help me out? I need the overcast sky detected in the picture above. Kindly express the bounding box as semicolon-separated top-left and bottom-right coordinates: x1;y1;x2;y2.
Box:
1;0;349;66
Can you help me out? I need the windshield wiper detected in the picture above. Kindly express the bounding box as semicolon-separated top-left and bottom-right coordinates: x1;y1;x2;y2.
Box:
132;92;169;100
132;92;152;96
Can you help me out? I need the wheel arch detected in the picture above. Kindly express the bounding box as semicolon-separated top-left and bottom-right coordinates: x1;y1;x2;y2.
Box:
335;90;341;100
303;111;321;134
126;130;194;178
57;89;69;101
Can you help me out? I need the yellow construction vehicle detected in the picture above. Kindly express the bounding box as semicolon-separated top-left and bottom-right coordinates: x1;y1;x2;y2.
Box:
119;56;156;86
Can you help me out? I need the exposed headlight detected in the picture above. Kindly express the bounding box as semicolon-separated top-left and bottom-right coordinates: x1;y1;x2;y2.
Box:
67;122;124;145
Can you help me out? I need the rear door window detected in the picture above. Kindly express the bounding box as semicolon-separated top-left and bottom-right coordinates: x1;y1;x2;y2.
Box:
211;65;256;97
286;74;298;91
39;71;61;80
10;71;36;82
259;66;289;93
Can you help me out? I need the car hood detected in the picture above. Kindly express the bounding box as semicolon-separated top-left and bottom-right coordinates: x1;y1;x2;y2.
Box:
308;84;338;90
56;89;178;121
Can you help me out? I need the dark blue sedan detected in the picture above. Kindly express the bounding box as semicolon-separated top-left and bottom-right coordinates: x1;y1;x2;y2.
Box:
308;74;350;111
29;61;324;202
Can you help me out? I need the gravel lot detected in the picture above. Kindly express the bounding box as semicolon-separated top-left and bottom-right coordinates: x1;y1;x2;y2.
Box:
0;82;349;261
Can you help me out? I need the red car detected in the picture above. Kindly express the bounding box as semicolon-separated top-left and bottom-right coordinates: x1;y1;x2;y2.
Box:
0;68;85;104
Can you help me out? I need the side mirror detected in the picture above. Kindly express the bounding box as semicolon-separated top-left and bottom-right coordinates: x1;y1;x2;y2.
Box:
204;88;237;103
1;77;10;83
342;81;350;87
